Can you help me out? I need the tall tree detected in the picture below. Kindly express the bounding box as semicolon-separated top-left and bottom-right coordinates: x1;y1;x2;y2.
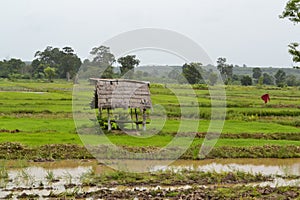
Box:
217;58;226;71
217;57;233;84
280;0;300;66
274;69;287;87
59;47;81;81
117;55;140;76
90;46;115;66
89;46;116;78
182;62;203;84
252;67;262;79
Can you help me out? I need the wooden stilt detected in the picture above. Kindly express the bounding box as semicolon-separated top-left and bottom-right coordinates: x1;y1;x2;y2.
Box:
107;108;111;131
130;108;134;129
98;108;103;129
99;108;102;119
135;108;139;130
142;108;146;131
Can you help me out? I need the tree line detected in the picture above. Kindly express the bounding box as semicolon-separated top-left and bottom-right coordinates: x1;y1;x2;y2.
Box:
0;46;140;82
179;58;299;87
0;46;82;82
0;45;299;87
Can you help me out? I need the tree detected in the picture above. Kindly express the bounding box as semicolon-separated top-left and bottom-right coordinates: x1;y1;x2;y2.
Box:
217;57;227;78
32;46;81;80
288;43;300;63
182;62;203;84
117;55;140;76
217;57;233;84
208;73;218;86
286;74;298;86
31;59;42;76
90;46;115;66
232;74;240;81
280;0;300;24
274;69;287;87
34;46;61;68
59;47;81;81
88;46;117;78
0;61;9;78
44;66;56;82
252;67;262;79
0;58;25;78
280;0;300;66
7;58;26;74
240;75;252;86
262;73;274;85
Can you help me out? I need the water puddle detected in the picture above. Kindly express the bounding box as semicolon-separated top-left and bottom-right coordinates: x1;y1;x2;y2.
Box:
252;177;300;187
0;158;299;199
161;158;300;176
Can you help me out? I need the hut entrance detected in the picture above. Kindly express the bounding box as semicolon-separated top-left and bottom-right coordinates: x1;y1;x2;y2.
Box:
91;79;152;131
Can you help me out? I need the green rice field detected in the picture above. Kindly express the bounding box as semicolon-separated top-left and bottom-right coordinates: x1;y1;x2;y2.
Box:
0;79;300;151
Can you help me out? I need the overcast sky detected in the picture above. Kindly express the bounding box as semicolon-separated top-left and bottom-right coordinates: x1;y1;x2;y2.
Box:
0;0;299;67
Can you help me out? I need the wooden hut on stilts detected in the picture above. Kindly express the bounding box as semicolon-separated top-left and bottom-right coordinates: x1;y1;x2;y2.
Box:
90;78;152;131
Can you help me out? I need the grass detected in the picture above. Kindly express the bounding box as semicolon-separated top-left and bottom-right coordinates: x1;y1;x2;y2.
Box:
0;117;75;133
0;118;299;147
0;79;300;151
2;132;299;148
0;132;81;146
94;135;300;147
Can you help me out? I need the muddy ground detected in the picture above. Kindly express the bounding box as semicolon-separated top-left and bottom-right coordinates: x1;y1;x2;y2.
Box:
1;142;300;161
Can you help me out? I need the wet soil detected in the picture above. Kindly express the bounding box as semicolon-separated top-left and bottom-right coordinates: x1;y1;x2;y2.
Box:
9;185;300;199
1;142;300;160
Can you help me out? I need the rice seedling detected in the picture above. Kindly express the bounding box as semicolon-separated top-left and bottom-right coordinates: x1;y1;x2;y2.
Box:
63;171;73;185
80;168;96;186
45;170;58;183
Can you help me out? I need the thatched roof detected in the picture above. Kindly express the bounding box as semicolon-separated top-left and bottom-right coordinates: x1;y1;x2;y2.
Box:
92;79;152;109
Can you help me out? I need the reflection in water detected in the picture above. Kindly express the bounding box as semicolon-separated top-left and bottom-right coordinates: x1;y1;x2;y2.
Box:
158;158;300;177
254;178;300;187
0;158;300;198
1;158;300;176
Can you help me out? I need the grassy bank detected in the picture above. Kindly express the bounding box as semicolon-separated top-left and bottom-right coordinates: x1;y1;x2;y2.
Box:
1;142;300;160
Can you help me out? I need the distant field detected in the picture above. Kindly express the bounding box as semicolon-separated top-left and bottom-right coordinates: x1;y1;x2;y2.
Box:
0;79;300;148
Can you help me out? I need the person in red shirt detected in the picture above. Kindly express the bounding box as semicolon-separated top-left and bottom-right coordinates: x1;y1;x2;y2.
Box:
261;94;270;104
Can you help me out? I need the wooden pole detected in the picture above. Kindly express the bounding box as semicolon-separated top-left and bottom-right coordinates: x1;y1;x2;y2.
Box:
98;108;103;129
135;108;139;130
130;108;134;129
99;108;102;119
142;108;146;131
107;108;111;131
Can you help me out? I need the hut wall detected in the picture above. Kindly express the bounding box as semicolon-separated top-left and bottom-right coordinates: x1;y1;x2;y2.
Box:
95;79;152;110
